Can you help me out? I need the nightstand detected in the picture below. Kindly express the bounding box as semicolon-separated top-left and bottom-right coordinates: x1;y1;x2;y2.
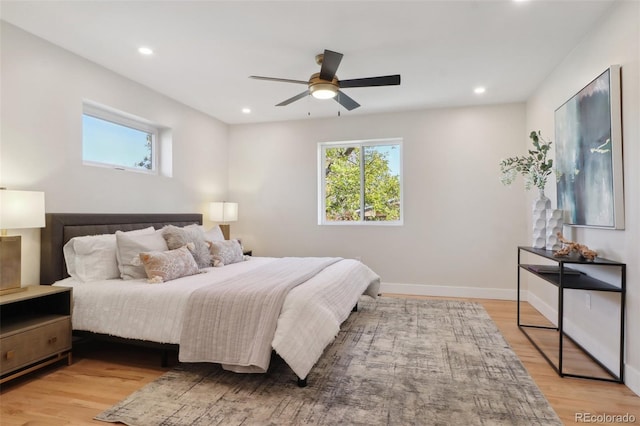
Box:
0;285;72;384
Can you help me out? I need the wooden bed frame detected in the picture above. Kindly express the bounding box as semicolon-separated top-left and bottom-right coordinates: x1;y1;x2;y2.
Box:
39;213;203;366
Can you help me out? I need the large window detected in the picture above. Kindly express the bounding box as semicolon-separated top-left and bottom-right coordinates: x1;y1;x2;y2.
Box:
319;138;403;225
82;102;159;173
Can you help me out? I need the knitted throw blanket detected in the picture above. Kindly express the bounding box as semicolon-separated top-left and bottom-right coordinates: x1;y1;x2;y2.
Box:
179;257;341;372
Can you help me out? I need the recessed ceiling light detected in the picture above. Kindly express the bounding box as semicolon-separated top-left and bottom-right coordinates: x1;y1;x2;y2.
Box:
242;108;251;114
138;46;154;55
474;87;486;94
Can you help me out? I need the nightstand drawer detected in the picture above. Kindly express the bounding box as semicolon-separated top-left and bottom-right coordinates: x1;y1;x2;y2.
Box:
0;316;71;374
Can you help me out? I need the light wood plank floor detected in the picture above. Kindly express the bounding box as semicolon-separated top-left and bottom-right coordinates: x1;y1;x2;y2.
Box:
1;297;638;425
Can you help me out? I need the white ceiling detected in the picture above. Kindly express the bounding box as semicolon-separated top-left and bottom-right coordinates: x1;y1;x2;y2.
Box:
1;0;615;124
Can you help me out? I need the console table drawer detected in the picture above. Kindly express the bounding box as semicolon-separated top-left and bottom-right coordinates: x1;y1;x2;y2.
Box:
0;316;71;375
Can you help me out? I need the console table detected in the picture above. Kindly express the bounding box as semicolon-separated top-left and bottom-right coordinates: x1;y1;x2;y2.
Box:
517;246;625;383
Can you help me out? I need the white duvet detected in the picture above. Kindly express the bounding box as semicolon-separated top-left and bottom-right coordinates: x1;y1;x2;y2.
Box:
53;256;379;379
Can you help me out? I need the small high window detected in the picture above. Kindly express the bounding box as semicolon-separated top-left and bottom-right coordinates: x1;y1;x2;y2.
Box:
82;102;159;173
319;138;403;225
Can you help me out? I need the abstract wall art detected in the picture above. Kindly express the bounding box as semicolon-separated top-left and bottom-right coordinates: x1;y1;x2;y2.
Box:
555;65;624;229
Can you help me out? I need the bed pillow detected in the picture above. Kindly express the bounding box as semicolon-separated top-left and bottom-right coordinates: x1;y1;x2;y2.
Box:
182;224;224;243
63;227;155;282
162;225;212;269
139;245;200;283
203;225;225;242
209;239;245;267
116;229;168;280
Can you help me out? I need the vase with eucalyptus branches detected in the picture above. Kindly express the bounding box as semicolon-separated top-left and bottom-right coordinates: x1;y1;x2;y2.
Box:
500;131;554;248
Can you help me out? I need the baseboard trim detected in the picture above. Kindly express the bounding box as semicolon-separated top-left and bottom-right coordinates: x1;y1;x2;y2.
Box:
380;282;516;301
624;364;640;397
525;291;557;326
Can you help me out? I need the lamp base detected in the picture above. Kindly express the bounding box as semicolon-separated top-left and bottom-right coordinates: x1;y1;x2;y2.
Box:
219;224;231;240
0;235;23;294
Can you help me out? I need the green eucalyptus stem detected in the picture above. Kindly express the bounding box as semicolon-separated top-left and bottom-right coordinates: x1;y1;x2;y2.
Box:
499;130;553;191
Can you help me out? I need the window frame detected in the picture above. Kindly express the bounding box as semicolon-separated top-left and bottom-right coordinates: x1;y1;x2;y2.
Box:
318;137;404;226
82;102;159;174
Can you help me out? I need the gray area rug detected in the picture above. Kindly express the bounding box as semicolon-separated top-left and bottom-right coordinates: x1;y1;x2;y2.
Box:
96;298;561;425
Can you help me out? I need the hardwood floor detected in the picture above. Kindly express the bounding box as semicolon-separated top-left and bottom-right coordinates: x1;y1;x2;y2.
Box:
471;298;639;425
1;297;638;425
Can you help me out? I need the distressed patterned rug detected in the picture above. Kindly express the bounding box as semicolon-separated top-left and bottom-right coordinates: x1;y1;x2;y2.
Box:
96;298;561;425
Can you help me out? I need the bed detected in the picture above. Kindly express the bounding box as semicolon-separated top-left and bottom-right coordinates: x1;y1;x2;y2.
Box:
40;213;380;385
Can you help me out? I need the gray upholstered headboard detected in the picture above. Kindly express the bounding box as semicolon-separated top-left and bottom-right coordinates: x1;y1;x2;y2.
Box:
40;213;203;284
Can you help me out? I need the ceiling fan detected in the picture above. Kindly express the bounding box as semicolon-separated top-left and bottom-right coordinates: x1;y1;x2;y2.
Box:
250;49;401;111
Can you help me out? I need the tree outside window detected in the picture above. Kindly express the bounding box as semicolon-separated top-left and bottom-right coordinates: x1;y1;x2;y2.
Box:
320;139;402;224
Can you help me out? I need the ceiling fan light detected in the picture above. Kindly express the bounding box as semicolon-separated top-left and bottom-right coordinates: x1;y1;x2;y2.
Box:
310;83;338;99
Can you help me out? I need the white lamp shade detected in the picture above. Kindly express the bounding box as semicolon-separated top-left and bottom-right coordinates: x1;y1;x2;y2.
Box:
209;202;238;223
0;190;45;229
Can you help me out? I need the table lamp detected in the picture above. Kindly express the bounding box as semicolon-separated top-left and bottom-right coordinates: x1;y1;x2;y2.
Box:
0;189;45;295
209;202;238;240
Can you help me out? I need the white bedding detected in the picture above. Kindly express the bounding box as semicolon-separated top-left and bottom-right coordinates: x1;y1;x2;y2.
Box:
53;256;379;379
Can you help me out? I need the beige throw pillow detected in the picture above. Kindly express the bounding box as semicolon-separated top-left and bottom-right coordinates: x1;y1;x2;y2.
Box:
139;245;200;283
162;225;212;269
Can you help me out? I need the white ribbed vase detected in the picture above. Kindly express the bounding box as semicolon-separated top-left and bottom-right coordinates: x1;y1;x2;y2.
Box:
532;190;551;248
545;209;563;250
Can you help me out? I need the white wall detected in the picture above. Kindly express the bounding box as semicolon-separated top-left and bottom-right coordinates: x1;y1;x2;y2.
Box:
228;104;528;299
0;22;230;284
526;1;639;395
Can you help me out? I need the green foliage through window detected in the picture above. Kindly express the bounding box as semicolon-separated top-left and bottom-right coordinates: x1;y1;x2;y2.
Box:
321;140;402;224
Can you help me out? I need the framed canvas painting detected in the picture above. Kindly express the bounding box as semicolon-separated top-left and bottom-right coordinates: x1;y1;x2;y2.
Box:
555;65;624;229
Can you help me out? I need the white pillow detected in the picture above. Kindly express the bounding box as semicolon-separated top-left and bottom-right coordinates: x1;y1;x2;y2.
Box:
63;227;154;282
116;229;168;280
203;225;225;242
184;223;203;232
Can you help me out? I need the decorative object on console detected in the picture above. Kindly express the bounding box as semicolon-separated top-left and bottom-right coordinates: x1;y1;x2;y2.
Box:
0;189;45;294
553;232;597;261
545;209;563;250
532;192;550;249
209;202;238;240
499;131;554;248
555;65;624;229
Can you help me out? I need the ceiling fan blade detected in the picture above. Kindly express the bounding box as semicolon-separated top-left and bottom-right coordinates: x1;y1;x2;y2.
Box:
319;49;343;81
334;90;360;111
250;75;308;85
339;75;401;88
276;90;310;106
